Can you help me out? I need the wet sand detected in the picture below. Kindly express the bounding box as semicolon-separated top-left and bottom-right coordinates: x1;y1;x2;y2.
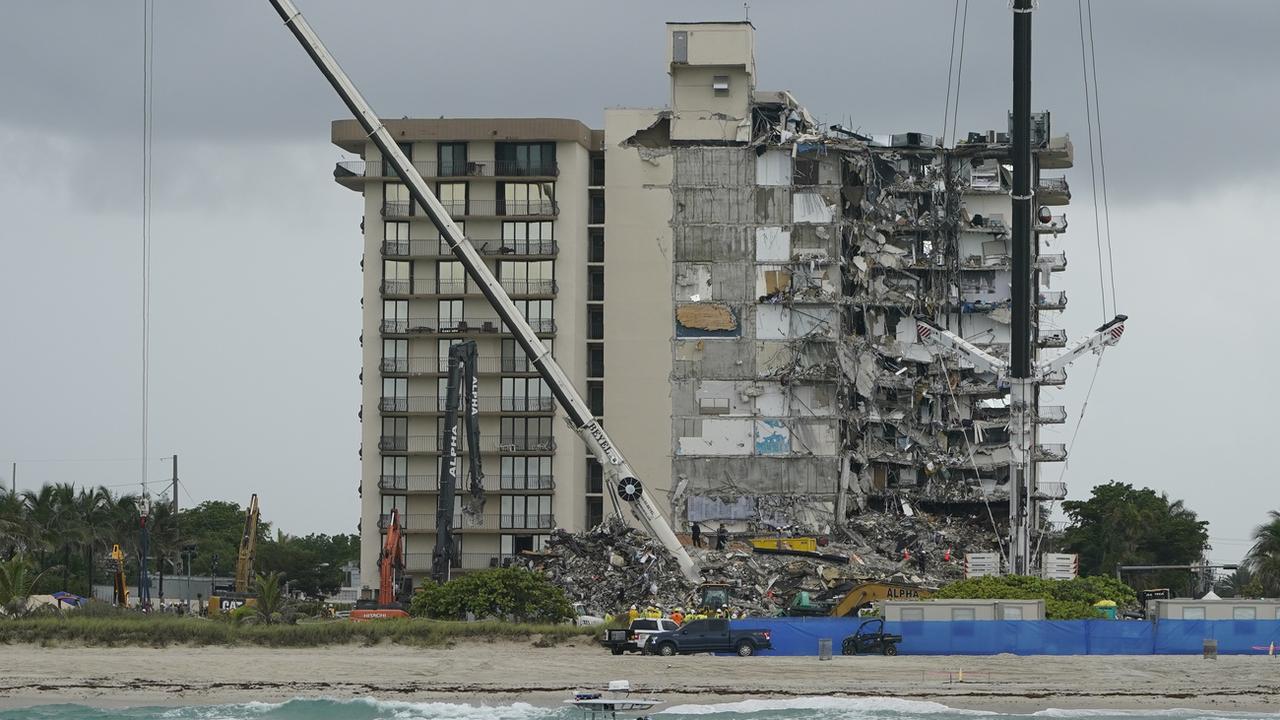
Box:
2;639;1279;713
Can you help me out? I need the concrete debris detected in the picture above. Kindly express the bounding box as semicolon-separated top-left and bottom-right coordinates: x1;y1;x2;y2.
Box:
527;512;997;618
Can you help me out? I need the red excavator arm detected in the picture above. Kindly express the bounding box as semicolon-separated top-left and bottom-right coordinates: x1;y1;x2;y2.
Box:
379;507;404;606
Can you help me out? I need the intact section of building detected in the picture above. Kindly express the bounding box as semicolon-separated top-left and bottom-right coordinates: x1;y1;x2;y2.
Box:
332;119;601;582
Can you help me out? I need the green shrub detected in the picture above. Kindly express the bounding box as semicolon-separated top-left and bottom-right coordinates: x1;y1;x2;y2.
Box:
410;567;574;623
934;575;1136;619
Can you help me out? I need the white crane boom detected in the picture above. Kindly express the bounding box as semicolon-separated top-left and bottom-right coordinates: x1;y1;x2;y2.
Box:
1037;315;1127;380
268;0;699;582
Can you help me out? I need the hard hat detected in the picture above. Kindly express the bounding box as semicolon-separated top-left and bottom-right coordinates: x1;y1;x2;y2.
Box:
630;604;637;609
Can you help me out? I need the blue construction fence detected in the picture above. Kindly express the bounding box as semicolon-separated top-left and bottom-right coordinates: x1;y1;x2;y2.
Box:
729;617;1280;656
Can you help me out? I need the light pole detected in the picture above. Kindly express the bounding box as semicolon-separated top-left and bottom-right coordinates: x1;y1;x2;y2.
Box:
137;497;152;609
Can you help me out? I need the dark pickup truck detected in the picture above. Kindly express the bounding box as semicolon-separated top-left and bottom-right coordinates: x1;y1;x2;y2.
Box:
642;618;772;657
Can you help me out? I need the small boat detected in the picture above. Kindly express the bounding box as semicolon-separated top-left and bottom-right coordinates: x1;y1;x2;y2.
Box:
564;680;661;719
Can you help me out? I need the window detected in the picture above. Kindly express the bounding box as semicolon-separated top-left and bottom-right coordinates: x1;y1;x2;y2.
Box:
588;267;604;302
589;229;604;263
501;495;553;529
501;456;553;490
501;377;551;412
589;191;605;224
794;156;819;186
381;456;407;490
712;75;730;96
381;377;407;412
500;182;554;215
382;300;408;333
951;607;976;621
586;496;603;529
499;260;554;294
382;260;411;294
437;260;467;294
382;142;412;176
380;417;407;450
587;344;604;378
1233;607;1256;620
1001;605;1024;620
900;608;924;622
514;300;554;333
437;182;467;216
1182;606;1206;620
672;31;688;63
384;221;410;256
588;381;603;417
437;299;464;331
502;221;553;254
380;494;405;523
384;182;410;216
438;142;467;177
501;417;553;450
382;339;408;373
434;221;463;254
436;338;464;373
590;153;605;186
586;459;603;494
502;338;529;373
501;533;549;557
588;306;603;340
496;142;556;176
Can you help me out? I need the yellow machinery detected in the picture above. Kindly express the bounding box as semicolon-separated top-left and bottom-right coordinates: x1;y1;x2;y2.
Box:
749;537;818;552
110;544;128;607
209;494;261;615
829;581;934;617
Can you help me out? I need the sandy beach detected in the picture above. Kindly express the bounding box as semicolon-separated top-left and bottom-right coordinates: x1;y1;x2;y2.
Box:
2;638;1279;713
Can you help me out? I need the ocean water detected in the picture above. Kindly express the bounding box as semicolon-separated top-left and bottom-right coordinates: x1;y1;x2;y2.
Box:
0;698;1276;720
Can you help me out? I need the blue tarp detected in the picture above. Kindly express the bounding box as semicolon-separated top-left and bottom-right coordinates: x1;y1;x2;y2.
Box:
729;618;1280;656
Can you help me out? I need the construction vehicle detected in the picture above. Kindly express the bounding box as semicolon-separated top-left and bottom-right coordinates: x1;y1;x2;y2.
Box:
110;544;128;607
351;507;411;620
208;494;260;615
841;618;901;656
432;340;485;584
269;0;700;583
785;580;935;617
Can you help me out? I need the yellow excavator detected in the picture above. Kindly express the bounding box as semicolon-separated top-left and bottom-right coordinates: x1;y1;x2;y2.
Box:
209;494;260;615
788;581;935;617
110;544;128;607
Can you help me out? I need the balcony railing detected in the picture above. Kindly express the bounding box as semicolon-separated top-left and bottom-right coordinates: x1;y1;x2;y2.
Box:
1042;368;1068;386
335;159;559;180
1035;405;1068;424
499;279;558;296
382;239;559;258
1037;328;1068;348
1037;253;1068;272
379;475;554;493
378;435;557;454
1034;481;1068;500
1037;290;1068;310
1034;443;1068;462
380;318;555;335
378;396;554;414
380;200;558;218
404;552;516;572
497;435;557;452
400;513;556;532
380;356;539;375
1035;214;1068;235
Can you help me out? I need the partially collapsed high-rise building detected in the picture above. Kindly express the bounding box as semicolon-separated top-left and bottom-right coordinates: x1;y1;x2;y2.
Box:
337;20;1075;584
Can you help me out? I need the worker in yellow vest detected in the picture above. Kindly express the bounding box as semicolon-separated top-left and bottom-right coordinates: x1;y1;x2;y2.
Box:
627;605;639;624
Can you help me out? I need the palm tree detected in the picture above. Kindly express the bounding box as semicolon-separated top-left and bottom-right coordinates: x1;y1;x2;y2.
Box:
76;487;114;597
0;554;47;616
1245;510;1280;597
0;490;30;557
251;572;291;624
20;485;61;570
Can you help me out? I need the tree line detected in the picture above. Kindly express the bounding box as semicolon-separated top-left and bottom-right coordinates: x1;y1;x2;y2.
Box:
0;484;357;600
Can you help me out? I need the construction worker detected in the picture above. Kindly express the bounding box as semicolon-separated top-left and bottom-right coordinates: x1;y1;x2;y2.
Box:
646;605;661;619
691;522;703;548
627;604;639;624
670;608;684;625
716;523;729;550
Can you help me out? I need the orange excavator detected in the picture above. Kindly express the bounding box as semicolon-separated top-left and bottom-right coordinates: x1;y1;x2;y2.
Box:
350;507;410;620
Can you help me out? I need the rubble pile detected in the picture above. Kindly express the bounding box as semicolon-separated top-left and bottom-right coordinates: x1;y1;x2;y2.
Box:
527;510;999;618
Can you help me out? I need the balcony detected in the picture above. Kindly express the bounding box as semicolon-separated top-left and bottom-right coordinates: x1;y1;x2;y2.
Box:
378;395;554;414
1037;328;1068;348
334;159;559;184
1037;176;1071;206
380;318;556;336
380;356;539;376
400;513;556;533
1036;135;1074;170
1034;443;1068;462
378;475;554;494
382;239;559;259
1035;214;1068;235
1036;253;1067;272
404;552;518;573
1033;481;1068;500
1037;290;1067;310
1041;367;1068;386
380;200;558;219
378;435;557;455
1035;405;1068;424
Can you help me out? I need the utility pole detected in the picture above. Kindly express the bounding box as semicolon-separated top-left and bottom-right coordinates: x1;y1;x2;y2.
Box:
171;454;178;513
9;462;14;494
1008;0;1035;576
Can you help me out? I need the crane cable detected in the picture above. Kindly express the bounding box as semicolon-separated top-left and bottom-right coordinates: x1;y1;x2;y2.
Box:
1076;0;1108;322
940;0;961;146
1086;0;1120;311
140;0;154;498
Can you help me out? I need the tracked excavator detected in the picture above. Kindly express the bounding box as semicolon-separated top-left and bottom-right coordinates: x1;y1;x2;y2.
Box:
268;0;701;584
432;340;485;584
209;494;260;615
351;507;410;620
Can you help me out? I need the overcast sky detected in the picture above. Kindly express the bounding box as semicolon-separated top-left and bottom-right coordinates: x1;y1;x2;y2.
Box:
2;1;1276;565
